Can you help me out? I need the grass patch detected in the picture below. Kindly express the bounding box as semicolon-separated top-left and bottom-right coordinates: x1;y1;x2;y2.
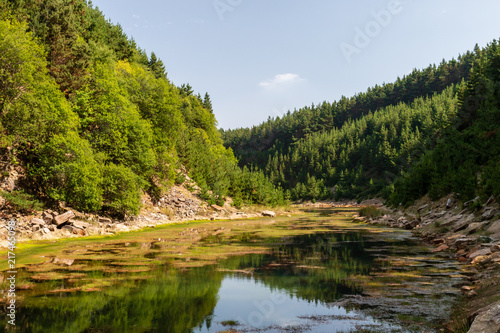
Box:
358;205;382;219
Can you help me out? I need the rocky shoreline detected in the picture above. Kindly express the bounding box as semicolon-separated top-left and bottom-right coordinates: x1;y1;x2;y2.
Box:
352;196;500;333
0;185;283;247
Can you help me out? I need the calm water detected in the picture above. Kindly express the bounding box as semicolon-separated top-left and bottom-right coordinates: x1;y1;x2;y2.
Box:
0;216;466;332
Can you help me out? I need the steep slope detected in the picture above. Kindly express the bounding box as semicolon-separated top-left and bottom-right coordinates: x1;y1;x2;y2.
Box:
0;0;285;217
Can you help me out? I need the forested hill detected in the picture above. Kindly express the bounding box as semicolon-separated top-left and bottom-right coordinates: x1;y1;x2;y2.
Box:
0;0;285;217
222;41;500;205
221;50;478;167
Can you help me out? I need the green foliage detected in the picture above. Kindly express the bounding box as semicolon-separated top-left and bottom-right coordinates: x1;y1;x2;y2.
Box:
35;132;103;212
102;163;143;217
0;18;77;145
1;190;44;212
390;39;500;205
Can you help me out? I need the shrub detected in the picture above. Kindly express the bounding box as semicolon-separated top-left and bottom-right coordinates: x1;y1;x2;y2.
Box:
102;163;143;217
1;190;44;212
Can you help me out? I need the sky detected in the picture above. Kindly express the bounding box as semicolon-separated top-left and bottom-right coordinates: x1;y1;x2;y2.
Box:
90;0;500;130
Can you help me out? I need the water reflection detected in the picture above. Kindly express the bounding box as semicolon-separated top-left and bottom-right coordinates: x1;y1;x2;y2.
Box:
0;222;463;332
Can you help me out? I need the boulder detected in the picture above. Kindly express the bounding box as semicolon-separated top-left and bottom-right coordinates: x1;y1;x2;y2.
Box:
468;301;500;333
262;210;276;218
53;211;75;227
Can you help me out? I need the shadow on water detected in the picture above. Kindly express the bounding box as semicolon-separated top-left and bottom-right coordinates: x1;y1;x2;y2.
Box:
0;213;466;333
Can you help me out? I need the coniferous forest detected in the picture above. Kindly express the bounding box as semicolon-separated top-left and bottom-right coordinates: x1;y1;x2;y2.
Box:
0;0;499;217
222;41;500;206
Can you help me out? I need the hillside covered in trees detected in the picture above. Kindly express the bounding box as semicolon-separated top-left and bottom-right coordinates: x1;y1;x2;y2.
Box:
0;0;285;217
222;41;500;205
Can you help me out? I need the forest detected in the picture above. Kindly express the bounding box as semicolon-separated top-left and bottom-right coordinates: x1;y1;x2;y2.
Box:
0;0;498;218
0;0;285;218
222;41;500;206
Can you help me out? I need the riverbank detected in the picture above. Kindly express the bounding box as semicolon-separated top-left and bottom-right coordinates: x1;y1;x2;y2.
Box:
352;195;500;333
0;185;298;247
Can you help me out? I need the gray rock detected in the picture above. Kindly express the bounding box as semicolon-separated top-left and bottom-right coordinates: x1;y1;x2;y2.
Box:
32;225;40;232
468;301;500;333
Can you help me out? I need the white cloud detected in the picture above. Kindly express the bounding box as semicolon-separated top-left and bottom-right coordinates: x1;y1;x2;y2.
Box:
259;73;305;89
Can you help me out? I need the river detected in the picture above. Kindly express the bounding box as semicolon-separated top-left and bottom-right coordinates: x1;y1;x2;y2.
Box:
0;209;468;332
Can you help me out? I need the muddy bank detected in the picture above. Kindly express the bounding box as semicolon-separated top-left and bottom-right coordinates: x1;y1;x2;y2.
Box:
353;195;500;332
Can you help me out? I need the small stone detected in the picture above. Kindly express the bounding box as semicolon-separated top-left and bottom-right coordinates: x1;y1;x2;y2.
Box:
491;244;500;253
98;217;112;223
32;225;40;232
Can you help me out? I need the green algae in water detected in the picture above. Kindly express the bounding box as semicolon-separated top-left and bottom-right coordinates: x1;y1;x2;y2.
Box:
0;212;466;332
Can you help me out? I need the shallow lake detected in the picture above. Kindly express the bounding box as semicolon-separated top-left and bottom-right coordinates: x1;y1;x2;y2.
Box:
0;210;467;332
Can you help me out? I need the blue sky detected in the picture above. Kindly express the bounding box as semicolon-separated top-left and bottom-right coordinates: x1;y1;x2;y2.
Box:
90;0;500;129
